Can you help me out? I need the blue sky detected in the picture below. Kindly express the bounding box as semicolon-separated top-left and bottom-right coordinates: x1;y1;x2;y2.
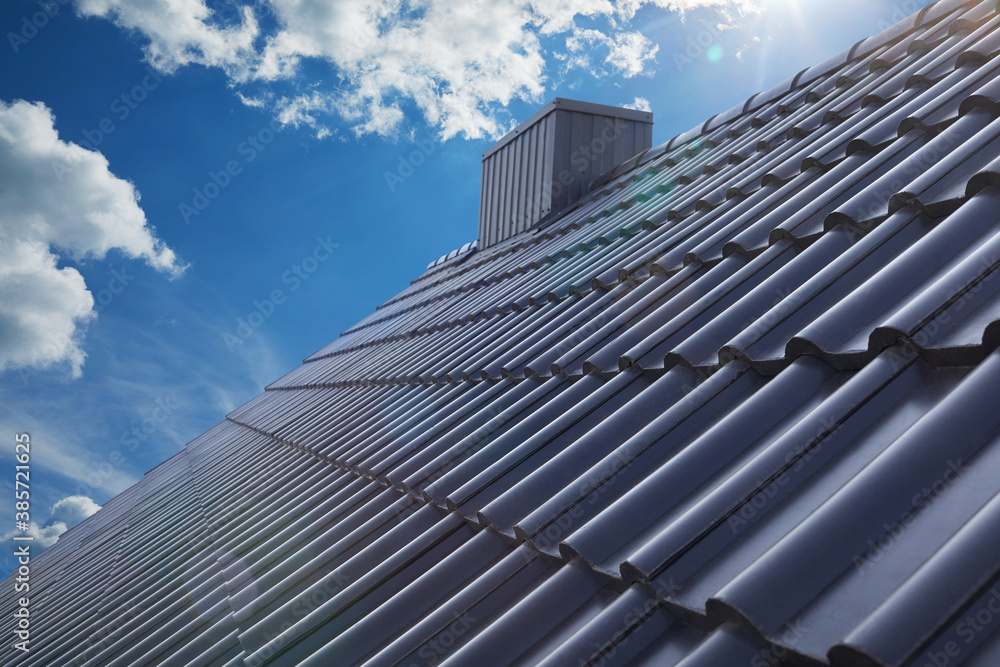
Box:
0;0;932;572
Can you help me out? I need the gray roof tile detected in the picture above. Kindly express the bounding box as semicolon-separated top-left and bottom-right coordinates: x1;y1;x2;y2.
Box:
9;1;1000;665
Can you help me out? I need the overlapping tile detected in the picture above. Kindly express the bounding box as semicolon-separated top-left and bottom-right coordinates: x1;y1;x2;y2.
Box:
7;2;1000;665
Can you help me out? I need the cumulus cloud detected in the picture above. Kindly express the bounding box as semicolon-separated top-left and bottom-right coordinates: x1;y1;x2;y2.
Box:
4;522;66;549
50;495;102;526
0;100;185;377
73;0;261;77
1;495;101;549
624;96;652;112
70;0;764;140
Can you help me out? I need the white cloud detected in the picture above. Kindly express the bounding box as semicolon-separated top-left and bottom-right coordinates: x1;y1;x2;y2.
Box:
0;495;100;549
627;0;762;21
50;495;102;527
0;241;93;377
73;0;261;78
606;31;660;78
0;100;185;377
2;521;67;549
566;28;659;79
624;96;652;112
70;0;765;140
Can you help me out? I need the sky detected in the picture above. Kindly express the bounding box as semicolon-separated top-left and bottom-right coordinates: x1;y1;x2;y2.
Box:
0;0;934;574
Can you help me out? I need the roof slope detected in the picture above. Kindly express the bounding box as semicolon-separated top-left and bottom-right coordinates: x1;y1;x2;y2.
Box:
8;1;1000;665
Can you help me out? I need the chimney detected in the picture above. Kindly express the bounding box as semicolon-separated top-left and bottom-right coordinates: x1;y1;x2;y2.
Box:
478;98;653;249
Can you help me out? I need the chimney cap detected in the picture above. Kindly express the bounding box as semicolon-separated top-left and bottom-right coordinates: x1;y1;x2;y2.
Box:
483;97;653;159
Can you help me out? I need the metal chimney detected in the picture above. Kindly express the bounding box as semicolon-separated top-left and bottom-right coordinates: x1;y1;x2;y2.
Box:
478;98;653;249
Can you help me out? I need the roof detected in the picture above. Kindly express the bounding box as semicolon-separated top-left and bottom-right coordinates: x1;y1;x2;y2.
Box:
7;0;1000;665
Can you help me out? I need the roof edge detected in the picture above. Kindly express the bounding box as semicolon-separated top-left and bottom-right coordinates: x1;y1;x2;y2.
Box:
656;0;956;154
